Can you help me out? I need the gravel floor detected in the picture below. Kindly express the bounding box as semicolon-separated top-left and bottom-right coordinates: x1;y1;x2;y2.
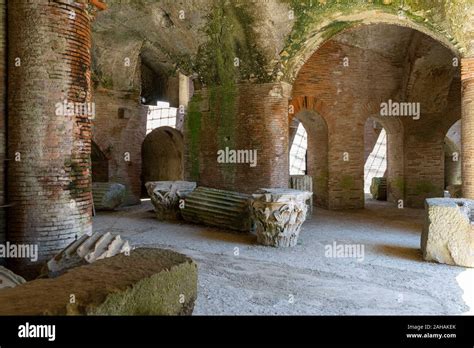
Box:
93;198;473;315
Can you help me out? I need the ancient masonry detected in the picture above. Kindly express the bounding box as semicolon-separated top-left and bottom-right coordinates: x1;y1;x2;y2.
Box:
7;1;94;278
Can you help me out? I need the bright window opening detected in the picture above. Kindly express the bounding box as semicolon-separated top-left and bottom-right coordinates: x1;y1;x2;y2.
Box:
364;128;387;193
290;123;308;175
146;101;177;134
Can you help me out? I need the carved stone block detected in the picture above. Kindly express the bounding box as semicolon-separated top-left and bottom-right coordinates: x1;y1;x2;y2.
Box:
251;188;312;247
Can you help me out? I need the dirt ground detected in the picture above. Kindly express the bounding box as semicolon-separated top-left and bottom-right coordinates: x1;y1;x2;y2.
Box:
93;198;473;315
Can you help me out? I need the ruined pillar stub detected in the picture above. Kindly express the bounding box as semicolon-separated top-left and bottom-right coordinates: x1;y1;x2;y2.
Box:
462;57;474;199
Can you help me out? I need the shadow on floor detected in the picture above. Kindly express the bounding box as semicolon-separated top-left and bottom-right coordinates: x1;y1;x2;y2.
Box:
375;244;423;262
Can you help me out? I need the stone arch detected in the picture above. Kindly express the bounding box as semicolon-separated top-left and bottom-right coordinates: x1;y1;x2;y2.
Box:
282;10;462;83
141;126;184;189
290;97;329;208
91;140;109;183
369;115;404;203
289;19;461;209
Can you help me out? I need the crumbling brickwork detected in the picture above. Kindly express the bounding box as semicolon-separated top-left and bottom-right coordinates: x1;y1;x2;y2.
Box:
92;88;145;205
462;57;474;198
7;1;93;277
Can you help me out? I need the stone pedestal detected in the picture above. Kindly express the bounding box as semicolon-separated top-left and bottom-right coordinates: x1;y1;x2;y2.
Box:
422;198;474;268
146;181;196;221
250;188;312;247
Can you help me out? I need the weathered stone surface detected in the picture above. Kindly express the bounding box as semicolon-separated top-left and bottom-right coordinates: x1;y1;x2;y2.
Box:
289;175;313;214
146;181;196;221
41;232;132;278
0;248;198;315
370;177;387;201
251;188;312;247
0;265;26;289
92;182;127;211
421;198;474;267
181;187;251;232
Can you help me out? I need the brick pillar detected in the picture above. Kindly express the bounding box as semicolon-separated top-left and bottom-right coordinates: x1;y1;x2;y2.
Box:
185;82;290;193
0;0;6;251
7;1;93;278
461;57;474;198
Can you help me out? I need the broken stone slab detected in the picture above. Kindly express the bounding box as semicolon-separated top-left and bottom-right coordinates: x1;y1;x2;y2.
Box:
421;198;474;268
0;248;198;315
92;182;127;210
250;188;312;247
41;231;132;278
370;177;387;201
146;181;197;221
0;265;26;290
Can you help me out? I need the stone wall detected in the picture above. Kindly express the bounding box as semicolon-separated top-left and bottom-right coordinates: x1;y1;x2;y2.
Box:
92;88;146;205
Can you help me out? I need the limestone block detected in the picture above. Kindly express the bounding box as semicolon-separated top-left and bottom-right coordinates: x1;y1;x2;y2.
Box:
0;266;26;290
370;177;387;201
41;232;132;278
0;249;197;315
421;198;474;267
146;181;196;221
251;188;312;247
92;182;127;210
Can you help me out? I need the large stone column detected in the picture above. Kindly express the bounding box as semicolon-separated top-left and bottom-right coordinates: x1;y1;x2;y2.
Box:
7;1;94;278
462;57;474;199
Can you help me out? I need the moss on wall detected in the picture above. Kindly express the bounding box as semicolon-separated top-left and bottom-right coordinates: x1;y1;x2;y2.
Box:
194;0;271;85
279;0;464;81
414;180;438;195
186;94;202;181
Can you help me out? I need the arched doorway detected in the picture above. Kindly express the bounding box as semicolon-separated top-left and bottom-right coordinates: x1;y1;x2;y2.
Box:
364;118;387;201
91;141;109;183
141;126;184;195
291;23;460;209
289;100;329;209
